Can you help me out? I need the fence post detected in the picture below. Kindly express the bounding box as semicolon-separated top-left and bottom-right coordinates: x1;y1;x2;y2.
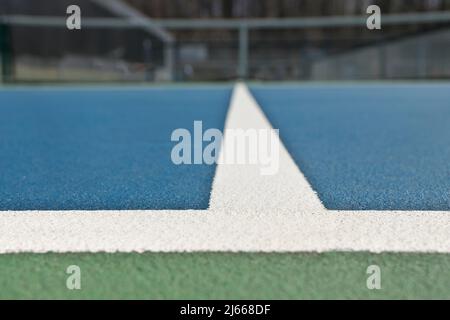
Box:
0;23;13;83
417;36;428;79
238;24;249;79
164;40;175;81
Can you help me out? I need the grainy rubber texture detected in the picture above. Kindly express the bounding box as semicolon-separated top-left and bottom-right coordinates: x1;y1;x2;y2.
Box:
0;252;449;299
251;84;450;211
0;87;231;210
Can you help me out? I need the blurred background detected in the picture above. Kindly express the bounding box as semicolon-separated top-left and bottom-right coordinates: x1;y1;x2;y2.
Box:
1;0;450;83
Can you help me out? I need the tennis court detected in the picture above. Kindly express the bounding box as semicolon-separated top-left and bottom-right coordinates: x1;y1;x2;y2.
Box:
0;82;449;299
1;1;450;300
3;83;448;212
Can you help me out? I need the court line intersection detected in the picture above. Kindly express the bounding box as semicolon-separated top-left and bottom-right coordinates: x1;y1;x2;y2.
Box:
0;83;449;253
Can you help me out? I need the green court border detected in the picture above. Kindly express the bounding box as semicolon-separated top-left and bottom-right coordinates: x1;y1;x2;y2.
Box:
1;252;449;299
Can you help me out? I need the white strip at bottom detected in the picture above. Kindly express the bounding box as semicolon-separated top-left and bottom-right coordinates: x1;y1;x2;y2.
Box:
0;83;449;253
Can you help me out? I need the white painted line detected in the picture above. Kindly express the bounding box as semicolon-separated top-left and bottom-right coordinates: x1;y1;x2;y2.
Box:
0;83;449;253
209;83;324;212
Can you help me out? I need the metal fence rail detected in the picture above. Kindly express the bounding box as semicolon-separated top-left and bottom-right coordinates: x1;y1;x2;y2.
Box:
3;11;450;28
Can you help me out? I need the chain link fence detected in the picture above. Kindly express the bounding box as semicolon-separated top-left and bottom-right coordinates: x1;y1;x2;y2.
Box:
1;12;450;83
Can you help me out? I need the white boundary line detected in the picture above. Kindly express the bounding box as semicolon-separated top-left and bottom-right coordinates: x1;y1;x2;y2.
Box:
0;83;449;253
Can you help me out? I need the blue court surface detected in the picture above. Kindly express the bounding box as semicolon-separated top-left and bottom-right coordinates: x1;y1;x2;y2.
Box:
0;87;231;210
251;84;450;211
1;84;449;212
